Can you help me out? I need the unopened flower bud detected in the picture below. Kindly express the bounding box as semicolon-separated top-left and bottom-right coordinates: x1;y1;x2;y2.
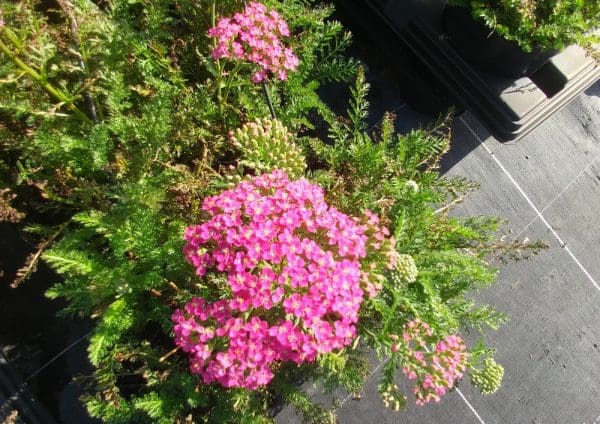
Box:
231;118;306;178
471;358;504;395
390;254;418;284
406;180;419;192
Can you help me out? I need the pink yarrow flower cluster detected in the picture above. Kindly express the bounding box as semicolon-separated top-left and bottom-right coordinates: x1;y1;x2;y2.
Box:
391;319;468;406
207;2;299;83
173;170;393;389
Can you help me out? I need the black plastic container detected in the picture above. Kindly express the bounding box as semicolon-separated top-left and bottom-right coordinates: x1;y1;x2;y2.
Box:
444;5;556;78
335;0;599;141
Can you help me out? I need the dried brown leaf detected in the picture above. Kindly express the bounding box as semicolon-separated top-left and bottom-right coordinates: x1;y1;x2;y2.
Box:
0;189;24;223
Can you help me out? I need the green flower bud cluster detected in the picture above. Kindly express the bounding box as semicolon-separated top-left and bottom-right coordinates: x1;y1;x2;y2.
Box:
471;358;504;395
379;384;406;411
390;254;418;285
231;118;306;179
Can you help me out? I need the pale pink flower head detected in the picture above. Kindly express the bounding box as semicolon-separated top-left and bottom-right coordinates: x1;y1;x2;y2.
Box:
207;2;299;83
396;319;468;406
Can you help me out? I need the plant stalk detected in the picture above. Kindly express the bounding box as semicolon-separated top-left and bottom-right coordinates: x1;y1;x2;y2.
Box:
11;221;70;288
210;0;224;108
222;62;242;105
0;30;92;124
57;0;99;123
262;80;277;119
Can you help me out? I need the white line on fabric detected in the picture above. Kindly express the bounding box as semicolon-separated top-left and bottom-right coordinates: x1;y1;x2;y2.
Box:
1;330;93;413
456;388;486;424
26;330;92;381
421;344;486;424
515;154;600;239
459;116;600;294
390;102;408;115
336;358;488;424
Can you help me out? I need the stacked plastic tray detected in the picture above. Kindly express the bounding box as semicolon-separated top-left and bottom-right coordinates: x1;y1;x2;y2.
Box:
337;0;600;141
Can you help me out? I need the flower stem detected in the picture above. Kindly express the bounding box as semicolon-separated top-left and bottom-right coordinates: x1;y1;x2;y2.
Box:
222;62;242;105
57;0;99;123
159;346;180;363
210;0;224;110
262;80;277;119
210;0;216;29
0;29;92;124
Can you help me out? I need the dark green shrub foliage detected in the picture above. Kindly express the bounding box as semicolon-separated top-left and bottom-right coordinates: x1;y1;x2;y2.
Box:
448;0;600;51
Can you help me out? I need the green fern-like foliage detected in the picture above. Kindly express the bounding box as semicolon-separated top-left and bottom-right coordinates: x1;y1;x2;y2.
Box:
43;175;227;423
0;0;355;215
310;67;453;218
304;69;544;407
263;0;360;130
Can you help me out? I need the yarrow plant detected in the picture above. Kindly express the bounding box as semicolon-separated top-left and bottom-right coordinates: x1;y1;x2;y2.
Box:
208;1;299;83
390;319;468;406
1;1;520;419
173;170;396;389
